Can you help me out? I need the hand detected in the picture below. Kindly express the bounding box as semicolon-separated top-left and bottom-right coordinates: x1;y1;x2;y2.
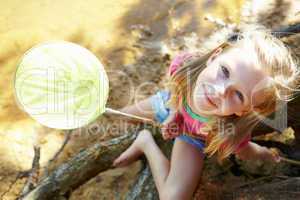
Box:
161;111;182;140
261;147;281;163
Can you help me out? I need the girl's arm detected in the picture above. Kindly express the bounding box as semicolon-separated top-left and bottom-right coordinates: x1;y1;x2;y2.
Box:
235;141;281;163
119;97;156;121
119;94;182;140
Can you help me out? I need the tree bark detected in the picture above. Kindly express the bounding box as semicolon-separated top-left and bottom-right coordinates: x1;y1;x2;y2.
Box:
18;146;41;199
22;127;163;200
125;135;173;200
224;177;300;200
125;165;160;200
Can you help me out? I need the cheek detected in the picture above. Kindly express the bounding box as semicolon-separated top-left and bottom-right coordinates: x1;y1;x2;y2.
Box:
192;84;203;103
197;66;218;84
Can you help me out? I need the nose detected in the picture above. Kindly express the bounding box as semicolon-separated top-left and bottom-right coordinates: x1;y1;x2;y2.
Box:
214;82;233;98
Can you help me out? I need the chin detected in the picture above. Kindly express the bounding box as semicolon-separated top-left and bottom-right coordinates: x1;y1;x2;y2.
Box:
194;107;217;116
215;112;236;117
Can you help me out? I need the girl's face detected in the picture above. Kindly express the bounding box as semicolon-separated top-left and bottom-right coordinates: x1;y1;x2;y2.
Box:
190;45;269;117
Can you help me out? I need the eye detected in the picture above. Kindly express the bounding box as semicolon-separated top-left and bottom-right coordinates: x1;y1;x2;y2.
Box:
221;65;230;78
235;90;244;102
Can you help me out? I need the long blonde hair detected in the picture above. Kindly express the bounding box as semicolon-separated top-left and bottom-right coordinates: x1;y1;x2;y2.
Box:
167;25;300;163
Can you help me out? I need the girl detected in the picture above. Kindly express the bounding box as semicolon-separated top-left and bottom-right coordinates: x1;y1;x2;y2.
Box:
112;25;299;200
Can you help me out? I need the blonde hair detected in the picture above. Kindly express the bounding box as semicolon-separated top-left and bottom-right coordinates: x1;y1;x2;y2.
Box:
167;25;300;163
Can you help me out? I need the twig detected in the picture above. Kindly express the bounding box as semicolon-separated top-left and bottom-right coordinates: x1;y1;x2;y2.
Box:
280;156;300;166
49;130;72;163
105;107;157;124
18;146;41;199
274;175;290;179
235;174;292;189
235;176;273;188
0;169;35;200
105;108;206;140
41;130;72;179
273;23;300;38
0;172;24;200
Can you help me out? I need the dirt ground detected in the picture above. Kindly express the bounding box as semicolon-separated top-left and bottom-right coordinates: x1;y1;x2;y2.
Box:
2;0;299;200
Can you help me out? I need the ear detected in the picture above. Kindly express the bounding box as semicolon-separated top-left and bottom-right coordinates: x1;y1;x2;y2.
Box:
206;47;223;66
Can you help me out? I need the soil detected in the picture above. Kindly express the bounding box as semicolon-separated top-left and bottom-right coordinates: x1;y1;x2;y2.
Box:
2;0;299;200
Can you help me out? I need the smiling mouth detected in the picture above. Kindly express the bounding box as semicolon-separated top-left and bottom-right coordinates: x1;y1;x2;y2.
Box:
203;85;218;108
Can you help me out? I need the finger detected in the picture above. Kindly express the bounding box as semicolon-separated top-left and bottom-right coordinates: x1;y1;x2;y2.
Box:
162;131;170;140
162;111;176;125
271;151;281;163
112;158;121;167
162;134;168;140
274;155;281;163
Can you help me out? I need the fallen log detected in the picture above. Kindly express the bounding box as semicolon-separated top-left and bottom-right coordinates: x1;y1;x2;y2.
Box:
21;127;163;200
224;177;300;200
125;165;159;200
125;136;173;200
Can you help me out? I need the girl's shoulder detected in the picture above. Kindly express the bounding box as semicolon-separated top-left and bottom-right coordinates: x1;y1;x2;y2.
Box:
168;52;199;76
